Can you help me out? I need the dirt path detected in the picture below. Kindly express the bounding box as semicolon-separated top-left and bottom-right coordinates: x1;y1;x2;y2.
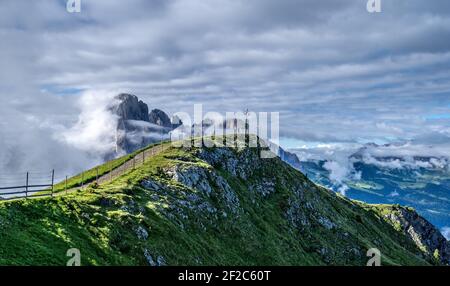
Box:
1;143;169;202
96;144;168;185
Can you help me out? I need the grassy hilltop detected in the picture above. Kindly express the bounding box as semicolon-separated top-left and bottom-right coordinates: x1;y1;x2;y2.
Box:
0;141;441;266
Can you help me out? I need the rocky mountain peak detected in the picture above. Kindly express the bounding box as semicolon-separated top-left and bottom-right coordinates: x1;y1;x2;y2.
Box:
149;109;172;128
106;94;178;156
111;93;150;122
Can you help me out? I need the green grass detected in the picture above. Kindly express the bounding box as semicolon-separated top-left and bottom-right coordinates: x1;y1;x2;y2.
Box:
0;143;433;266
51;142;166;194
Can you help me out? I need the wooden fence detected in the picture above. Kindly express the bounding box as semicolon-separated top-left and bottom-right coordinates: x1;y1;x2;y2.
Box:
0;171;55;200
96;144;167;185
0;143;168;201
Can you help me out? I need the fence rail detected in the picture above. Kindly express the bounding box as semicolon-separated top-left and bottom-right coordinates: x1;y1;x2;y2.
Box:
0;143;168;201
0;170;54;200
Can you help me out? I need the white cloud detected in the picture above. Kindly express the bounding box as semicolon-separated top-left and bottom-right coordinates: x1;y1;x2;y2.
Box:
323;161;349;184
337;185;348;196
60;90;120;155
388;191;400;197
289;137;450;194
358;143;450;170
0;0;450;176
441;227;450;240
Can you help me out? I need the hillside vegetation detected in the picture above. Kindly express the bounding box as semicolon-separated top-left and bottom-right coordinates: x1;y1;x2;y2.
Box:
0;142;440;265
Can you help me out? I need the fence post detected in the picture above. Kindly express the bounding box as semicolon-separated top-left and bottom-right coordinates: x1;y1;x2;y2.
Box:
133;157;136;169
81;171;84;190
110;162;112;182
25;172;29;199
143;151;145;163
96;167;99;183
65;175;68;195
51;169;55;197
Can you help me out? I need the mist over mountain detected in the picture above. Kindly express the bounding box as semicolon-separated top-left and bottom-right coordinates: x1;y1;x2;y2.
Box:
287;142;450;238
110;93;178;157
0;91;179;182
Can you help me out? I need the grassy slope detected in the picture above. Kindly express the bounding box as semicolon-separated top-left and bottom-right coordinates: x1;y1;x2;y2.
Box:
0;145;430;266
51;142;165;194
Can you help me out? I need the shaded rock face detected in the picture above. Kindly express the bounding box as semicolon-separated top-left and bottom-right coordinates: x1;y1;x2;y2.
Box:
384;207;450;265
171;115;183;129
149;109;172;129
112;93;149;122
279;148;302;170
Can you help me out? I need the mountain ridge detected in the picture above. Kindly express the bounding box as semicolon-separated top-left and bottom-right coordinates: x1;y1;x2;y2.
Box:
285;147;450;238
0;139;447;265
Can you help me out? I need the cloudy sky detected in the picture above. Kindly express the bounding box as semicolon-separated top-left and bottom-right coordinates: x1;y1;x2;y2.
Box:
1;0;450;176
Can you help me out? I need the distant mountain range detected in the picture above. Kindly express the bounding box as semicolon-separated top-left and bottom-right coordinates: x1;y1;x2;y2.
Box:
285;144;450;232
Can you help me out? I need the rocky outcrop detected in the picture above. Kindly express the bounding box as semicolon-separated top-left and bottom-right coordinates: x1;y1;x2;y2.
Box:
137;144;449;266
149;109;172;129
382;206;450;265
109;94;177;155
249;179;276;197
166;164;241;215
111;93;150;122
196;147;260;180
143;249;166;266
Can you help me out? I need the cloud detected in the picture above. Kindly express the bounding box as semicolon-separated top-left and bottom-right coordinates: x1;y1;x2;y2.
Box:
322;159;361;196
323;161;349;184
0;103;104;183
289;136;450;194
441;227;450;240
337;185;348;196
59;90;120;156
360;155;449;170
314;144;362;196
357;142;450;170
1;0;450;175
388;191;400;197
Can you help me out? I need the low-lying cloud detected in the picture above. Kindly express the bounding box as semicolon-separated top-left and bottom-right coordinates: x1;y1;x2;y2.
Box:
60;90;120;156
357;142;450;170
0;90;125;184
0;113;103;184
289;138;450;195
